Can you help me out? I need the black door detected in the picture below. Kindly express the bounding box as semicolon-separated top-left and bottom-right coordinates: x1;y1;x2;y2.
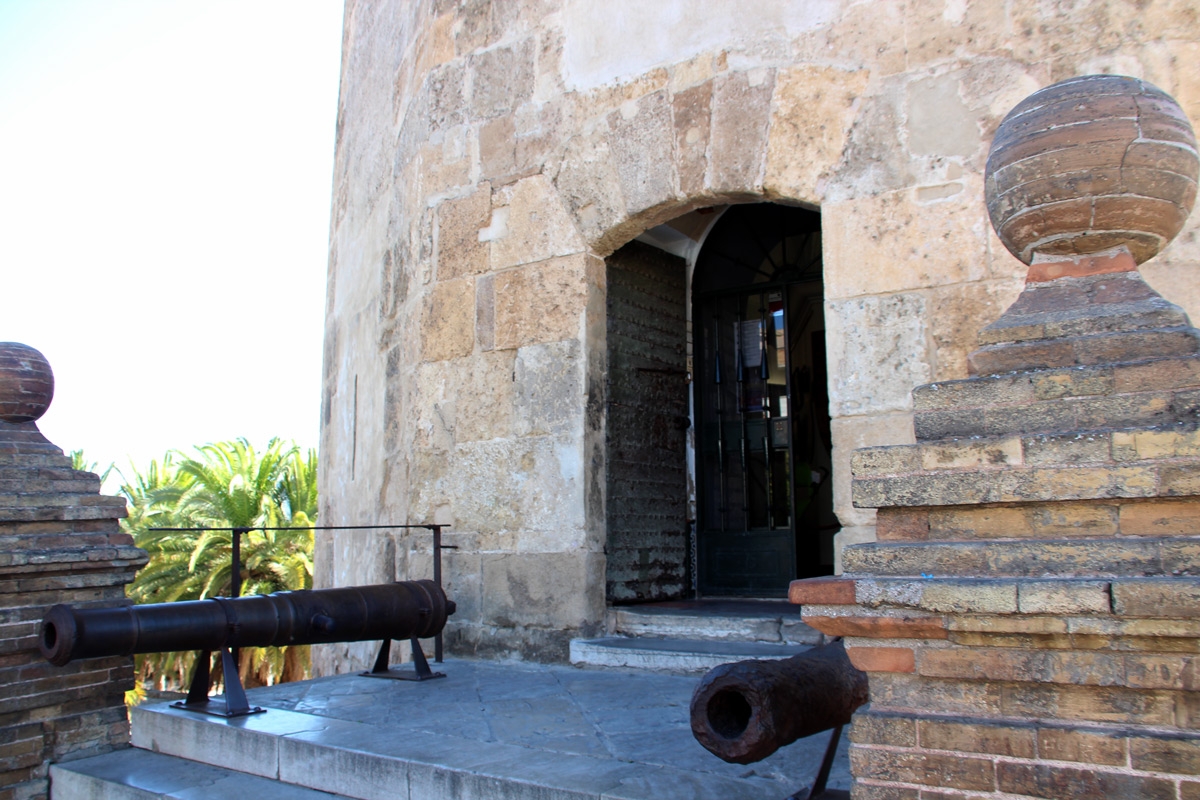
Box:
693;204;837;596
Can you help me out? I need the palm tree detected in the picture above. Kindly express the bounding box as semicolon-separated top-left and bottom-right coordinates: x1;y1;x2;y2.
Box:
121;439;317;691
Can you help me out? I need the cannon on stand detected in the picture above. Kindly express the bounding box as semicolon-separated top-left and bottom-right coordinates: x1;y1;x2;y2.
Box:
690;639;867;800
40;579;456;718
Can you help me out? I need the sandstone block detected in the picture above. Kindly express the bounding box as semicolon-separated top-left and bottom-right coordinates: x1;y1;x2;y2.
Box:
708;70;773;193
436;187;491;280
488;175;584;271
876;508;930;542
492;253;589;350
1130;735;1200;776
763;66;867;202
1018;580;1111;615
1038;726;1127;766
850;711;917;748
852;446;920;478
846;646;914;673
421;278;475;362
929;506;1034;539
552;130;626;248
912;374;1035;412
918;717;1036;759
514;340;582;437
605;90;676;215
922;438;1023;471
824;183;988;300
671;81;711;196
468;38;534;119
1112;579;1200;618
850;746;995;792
1120;500;1200;536
826;293;931;417
480;551;601;630
997;762;1175;800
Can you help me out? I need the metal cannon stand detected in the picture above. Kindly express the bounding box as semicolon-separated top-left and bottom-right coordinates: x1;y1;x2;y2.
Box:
156;523;455;718
787;724;849;800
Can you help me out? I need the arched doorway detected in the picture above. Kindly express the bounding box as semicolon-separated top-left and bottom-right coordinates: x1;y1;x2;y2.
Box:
692;203;837;596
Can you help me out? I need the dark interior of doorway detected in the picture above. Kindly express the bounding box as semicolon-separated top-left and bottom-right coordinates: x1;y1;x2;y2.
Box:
693;203;838;597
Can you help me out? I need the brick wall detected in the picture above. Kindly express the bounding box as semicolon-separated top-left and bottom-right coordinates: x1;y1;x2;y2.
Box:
792;251;1200;798
0;420;145;800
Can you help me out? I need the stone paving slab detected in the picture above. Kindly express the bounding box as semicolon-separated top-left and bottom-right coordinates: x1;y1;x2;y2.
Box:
128;658;850;800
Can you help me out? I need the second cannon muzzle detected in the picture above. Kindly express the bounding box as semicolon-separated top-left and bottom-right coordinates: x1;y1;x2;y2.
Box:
690;639;868;764
40;579;455;666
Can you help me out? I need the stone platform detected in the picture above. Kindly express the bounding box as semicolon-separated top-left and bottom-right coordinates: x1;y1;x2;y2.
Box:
51;659;850;800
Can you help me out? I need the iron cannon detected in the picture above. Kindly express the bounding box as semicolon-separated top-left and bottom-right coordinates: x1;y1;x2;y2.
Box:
690;639;867;766
39;579;454;666
40;579;455;717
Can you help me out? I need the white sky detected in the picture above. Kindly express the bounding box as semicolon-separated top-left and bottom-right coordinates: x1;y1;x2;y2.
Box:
0;1;344;483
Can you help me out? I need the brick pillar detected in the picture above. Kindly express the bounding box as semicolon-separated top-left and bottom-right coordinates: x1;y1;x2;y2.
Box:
0;343;146;800
791;76;1200;798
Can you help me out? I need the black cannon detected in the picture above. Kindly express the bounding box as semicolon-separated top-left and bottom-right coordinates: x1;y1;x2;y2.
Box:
690;639;867;798
40;579;455;717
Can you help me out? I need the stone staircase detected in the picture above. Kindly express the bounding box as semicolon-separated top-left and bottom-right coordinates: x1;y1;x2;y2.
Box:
570;598;822;671
46;602;842;799
47;657;848;800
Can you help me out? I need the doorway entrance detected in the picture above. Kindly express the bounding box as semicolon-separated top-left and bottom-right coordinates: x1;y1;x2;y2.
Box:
692;204;837;596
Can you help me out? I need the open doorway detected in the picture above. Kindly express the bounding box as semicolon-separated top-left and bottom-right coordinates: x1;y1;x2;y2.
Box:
692;203;837;596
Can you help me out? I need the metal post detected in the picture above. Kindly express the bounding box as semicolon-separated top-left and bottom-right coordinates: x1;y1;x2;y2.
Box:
433;525;443;663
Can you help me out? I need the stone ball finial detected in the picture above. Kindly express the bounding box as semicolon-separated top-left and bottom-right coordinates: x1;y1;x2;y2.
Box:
0;343;55;424
985;74;1199;266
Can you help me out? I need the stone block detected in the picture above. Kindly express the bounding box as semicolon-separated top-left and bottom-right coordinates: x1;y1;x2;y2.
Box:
421;278;475;362
824;76;910;200
1112;579;1200;618
1018;580;1112;615
671;81;711;196
928;506;1034;539
802;613;947;640
824;180;988;301
1120;500;1200;536
852;446;920;478
488;175;584;271
928;279;1024;381
513;340;582;438
918;718;1036;759
605;90;676;215
552;130;626;248
763;66;867;202
787;576;855;606
492;253;589;350
436;187;491;280
831;413;912;528
1022;433;1110;466
1038;727;1127;766
997;762;1175;800
849;711;916;747
468;38;534;120
480;551;602;630
912;373;1035;411
826;293;931;417
875;508;930;542
454;350;517;443
708;69;773;193
849;746;995;792
1028;502;1119;537
922;438;1023;471
846;646;914;673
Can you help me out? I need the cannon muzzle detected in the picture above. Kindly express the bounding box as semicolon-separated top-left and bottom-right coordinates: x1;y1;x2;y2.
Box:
40;579;455;666
690;639;868;764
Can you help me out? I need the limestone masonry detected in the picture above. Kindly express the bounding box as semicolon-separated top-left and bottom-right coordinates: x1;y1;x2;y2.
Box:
319;0;1200;669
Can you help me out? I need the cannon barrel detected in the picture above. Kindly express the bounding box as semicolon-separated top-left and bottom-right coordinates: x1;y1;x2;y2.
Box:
39;579;455;666
690;639;868;764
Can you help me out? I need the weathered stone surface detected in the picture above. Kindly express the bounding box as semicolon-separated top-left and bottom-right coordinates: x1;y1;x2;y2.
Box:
606;90;677;215
488;175;585;270
826;293;931;417
420;278;475;362
671;80;711;197
436;186;491;280
492;253;590;350
763;66;866;202
708;69;773;193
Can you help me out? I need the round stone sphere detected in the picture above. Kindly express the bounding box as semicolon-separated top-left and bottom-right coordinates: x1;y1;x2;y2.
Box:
0;343;55;423
985;74;1199;265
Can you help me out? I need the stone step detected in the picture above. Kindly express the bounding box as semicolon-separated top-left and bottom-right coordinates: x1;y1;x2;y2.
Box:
49;747;354;799
570;636;812;672
122;674;839;800
608;602;821;645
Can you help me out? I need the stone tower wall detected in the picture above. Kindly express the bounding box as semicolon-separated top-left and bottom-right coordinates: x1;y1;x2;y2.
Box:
318;0;1200;668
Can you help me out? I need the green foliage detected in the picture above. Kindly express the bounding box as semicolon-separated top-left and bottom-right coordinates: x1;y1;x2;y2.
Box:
119;439;317;693
69;449;114;485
